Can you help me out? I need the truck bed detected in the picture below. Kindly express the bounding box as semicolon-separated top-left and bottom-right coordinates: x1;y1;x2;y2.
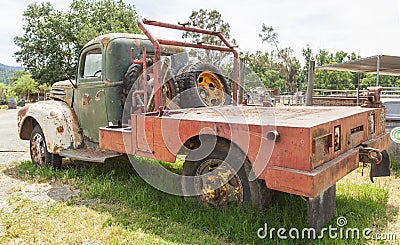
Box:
99;105;389;197
159;106;378;127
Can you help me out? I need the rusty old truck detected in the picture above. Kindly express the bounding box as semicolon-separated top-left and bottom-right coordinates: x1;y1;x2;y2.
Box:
17;19;390;230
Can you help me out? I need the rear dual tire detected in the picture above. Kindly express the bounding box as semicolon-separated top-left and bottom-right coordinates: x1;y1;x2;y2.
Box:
182;139;273;209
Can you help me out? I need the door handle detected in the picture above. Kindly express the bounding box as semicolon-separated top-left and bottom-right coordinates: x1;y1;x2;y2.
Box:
95;89;105;101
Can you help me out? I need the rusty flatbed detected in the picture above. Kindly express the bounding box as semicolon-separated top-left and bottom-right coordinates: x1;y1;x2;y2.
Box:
100;105;389;198
154;106;377;127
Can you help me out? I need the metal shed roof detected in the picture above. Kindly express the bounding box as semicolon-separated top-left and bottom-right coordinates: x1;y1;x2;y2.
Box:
317;55;400;76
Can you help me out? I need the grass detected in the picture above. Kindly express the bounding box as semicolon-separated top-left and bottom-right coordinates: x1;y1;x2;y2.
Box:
0;156;399;244
391;156;400;176
0;105;7;110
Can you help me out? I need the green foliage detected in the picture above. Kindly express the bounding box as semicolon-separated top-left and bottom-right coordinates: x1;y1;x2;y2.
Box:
11;74;38;98
314;50;359;90
243;24;300;94
14;0;141;85
259;24;279;53
9;70;30;84
299;48;360;91
245;51;285;91
360;74;400;88
68;0;141;48
38;83;51;93
183;9;235;65
0;82;6;92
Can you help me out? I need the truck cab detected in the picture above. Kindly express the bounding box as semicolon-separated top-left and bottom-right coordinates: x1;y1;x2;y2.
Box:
17;33;187;165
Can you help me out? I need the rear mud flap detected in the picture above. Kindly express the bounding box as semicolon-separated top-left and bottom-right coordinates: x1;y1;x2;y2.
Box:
307;184;336;232
370;150;391;182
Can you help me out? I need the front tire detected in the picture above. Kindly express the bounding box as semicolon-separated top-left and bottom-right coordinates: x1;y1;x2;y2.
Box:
30;124;62;168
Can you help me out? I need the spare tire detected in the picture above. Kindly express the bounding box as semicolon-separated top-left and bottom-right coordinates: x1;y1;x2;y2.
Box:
123;59;179;112
175;63;231;108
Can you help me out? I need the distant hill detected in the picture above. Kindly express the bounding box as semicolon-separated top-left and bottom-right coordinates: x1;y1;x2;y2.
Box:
0;63;24;85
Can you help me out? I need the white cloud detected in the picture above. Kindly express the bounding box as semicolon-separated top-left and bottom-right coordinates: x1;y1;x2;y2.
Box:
134;0;400;60
2;0;400;66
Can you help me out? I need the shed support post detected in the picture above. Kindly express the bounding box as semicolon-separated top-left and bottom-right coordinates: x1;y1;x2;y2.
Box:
376;55;380;87
305;57;316;106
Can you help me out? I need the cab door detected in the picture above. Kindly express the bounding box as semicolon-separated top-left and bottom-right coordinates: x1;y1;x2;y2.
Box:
74;45;108;143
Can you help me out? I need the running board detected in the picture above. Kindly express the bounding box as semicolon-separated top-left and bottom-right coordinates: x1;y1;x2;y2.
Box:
59;149;123;163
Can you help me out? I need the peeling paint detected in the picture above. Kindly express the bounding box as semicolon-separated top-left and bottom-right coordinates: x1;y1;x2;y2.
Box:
53;145;62;153
17;105;30;128
49;111;58;118
102;37;111;47
17;100;83;154
82;94;92;106
56;125;64;134
84;33;148;50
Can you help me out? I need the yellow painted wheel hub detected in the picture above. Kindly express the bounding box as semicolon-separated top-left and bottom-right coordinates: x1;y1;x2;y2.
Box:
197;71;225;106
195;159;243;207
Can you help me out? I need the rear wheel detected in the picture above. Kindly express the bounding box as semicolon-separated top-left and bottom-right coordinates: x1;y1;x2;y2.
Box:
182;138;273;209
30;124;62;168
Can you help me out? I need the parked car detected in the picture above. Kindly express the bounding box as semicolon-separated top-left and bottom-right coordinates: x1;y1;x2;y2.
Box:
7;98;17;109
382;98;400;160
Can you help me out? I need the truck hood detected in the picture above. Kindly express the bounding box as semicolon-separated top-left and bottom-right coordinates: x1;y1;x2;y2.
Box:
49;80;75;106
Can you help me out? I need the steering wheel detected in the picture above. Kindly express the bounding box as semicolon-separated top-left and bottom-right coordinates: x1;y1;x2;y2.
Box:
93;70;102;77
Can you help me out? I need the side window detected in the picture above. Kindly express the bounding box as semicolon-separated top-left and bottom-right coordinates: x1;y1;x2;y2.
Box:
81;48;102;78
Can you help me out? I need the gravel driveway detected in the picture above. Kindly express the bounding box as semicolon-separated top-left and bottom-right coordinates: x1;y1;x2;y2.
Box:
0;108;77;213
0;108;30;164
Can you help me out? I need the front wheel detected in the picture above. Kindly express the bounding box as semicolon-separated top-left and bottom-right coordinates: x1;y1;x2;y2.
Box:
30;124;62;168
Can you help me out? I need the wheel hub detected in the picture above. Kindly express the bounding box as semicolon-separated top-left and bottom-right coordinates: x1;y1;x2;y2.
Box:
197;71;225;106
195;159;243;206
31;132;46;167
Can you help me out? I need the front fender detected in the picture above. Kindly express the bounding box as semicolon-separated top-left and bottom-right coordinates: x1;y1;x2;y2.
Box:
17;101;82;154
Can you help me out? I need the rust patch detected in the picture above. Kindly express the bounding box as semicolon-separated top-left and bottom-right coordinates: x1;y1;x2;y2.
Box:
56;125;64;134
17;105;30;128
102;37;111;48
18;105;29;118
53;145;62;153
49;111;58;118
82;94;92;106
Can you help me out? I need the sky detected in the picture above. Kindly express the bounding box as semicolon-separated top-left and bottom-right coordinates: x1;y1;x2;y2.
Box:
2;0;400;66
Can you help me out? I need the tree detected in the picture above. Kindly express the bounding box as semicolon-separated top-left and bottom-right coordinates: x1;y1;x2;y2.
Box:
360;74;400;88
68;0;141;48
313;49;359;90
245;51;285;91
9;70;31;84
183;9;236;66
14;0;141;85
259;24;300;94
38;83;52;99
11;74;38;100
259;24;279;53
